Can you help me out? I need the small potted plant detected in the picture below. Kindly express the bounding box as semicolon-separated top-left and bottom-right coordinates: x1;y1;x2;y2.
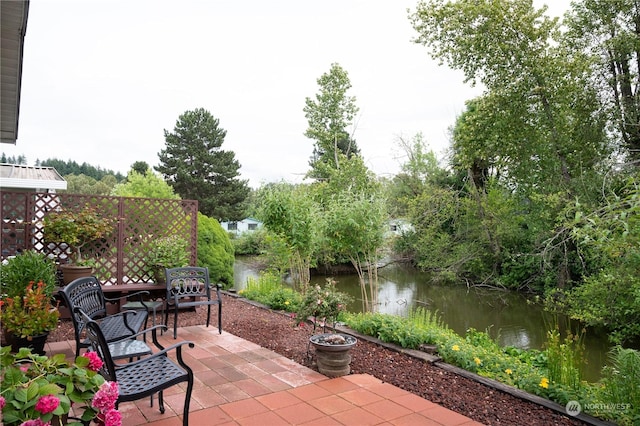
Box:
43;204;114;284
144;235;189;284
0;347;121;426
297;278;356;377
0;281;59;355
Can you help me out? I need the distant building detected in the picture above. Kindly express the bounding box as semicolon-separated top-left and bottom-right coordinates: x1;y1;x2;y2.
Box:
386;218;414;237
0;163;67;192
220;217;262;235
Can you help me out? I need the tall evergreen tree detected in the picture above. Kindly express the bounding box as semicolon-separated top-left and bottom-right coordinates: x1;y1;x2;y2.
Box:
156;108;249;221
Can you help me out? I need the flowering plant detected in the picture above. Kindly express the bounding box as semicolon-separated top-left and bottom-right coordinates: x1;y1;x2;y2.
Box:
0;347;121;426
0;281;59;338
296;278;353;331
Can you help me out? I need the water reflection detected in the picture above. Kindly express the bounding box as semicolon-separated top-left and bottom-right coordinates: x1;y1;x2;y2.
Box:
233;257;612;381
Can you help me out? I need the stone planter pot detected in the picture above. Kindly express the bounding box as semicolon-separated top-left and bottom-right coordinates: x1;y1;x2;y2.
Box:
60;264;93;285
309;333;357;377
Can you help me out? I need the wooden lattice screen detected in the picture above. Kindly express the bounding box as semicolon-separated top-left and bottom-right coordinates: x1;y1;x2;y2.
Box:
1;191;198;285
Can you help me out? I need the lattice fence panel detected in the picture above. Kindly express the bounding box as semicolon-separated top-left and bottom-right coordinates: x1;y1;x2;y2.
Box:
1;191;197;285
119;197;197;284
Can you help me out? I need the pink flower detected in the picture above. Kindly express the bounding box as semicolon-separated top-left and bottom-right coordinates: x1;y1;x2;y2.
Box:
35;394;60;414
20;419;50;426
92;381;119;412
102;408;122;426
0;395;5;409
83;351;104;371
19;364;30;373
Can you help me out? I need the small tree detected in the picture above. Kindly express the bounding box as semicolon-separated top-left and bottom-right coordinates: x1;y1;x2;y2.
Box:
111;169;179;199
304;63;360;180
258;183;318;290
322;191;386;312
43;205;114;265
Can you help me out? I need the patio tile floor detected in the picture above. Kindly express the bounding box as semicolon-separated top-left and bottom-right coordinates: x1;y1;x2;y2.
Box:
44;325;484;425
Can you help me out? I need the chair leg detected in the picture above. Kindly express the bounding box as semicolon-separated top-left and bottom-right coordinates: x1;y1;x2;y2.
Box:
158;390;165;414
174;308;179;339
206;305;211;328
183;377;193;426
218;305;222;334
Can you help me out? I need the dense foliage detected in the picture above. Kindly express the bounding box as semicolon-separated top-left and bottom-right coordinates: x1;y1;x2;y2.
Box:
197;212;234;288
400;0;640;344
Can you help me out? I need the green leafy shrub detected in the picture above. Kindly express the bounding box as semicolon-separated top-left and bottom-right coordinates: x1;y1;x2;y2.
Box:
197;213;234;288
239;272;299;313
0;250;58;298
231;228;268;255
145;235;189;283
596;346;640;424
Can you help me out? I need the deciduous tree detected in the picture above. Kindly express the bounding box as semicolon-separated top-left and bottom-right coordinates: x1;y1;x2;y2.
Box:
304;63;360;180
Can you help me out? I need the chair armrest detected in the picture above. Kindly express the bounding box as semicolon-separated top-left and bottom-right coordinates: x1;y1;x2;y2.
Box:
104;290;151;303
114;337;195;370
108;324;168;351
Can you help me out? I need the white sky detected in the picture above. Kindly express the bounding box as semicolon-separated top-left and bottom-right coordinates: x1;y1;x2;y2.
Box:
5;0;571;188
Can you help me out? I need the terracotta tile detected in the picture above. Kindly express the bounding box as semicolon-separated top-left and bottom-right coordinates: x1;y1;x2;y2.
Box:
195;369;228;386
163;391;202;415
235;361;270;377
298;416;345;426
236;349;270;363
255;391;303;410
220;397;269;420
118;406;148;425
237;410;290;426
200;355;232;370
362;398;413;421
287;383;332;401
274;402;326;424
272;370;313;387
344;373;383;387
389;413;443;426
252;358;288;374
145;416;184;426
316;376;359;394
339;388;384;406
213;382;250;403
218;365;250;381
253;373;294;392
308;394;354;415
188;406;233;425
132;399;177;424
367;382;411;399
187;346;215;359
233;378;272;397
421;406;475;426
391;393;437;412
192;385;227;408
219;352;254;366
331;406;385;425
180;357;209;373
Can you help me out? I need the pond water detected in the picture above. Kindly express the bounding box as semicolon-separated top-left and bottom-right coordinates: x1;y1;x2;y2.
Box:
233;257;613;382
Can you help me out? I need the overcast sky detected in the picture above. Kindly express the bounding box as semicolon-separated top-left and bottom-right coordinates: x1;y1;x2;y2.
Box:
5;0;571;188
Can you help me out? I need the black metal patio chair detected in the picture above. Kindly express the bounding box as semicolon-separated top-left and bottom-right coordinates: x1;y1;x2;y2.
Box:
59;276;151;357
78;309;195;426
164;266;223;339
